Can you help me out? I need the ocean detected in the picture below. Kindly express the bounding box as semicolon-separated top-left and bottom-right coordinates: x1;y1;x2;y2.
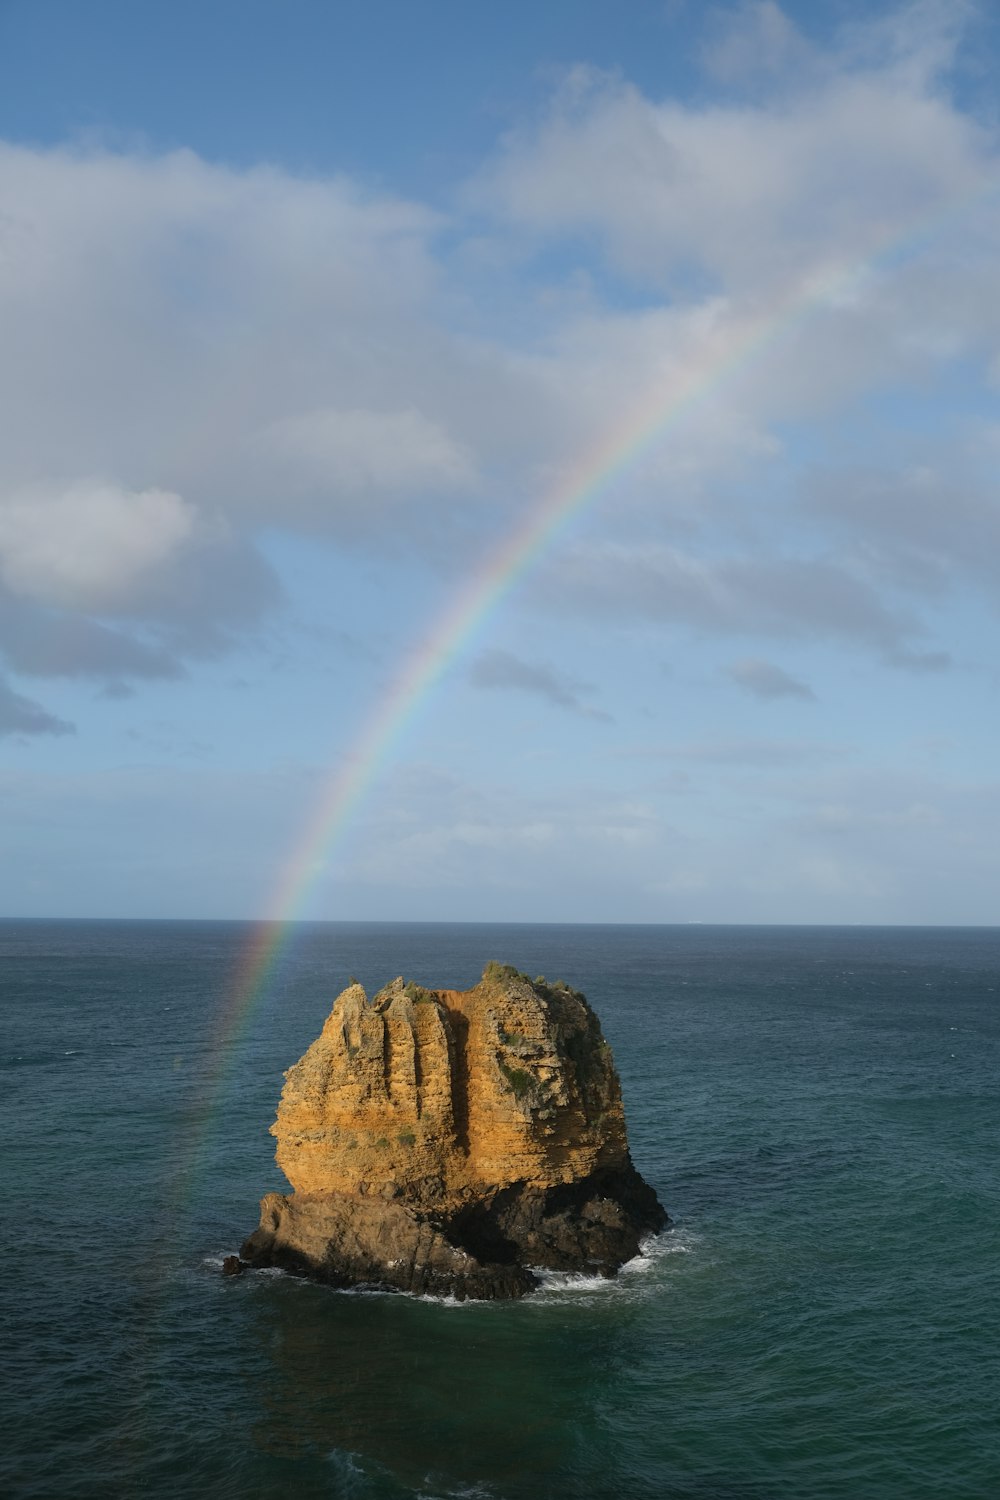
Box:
3;920;999;1499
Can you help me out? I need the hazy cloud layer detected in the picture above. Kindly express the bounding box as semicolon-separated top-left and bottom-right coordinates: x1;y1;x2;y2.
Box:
541;542;927;659
2;735;996;924
807;452;1000;604
614;737;844;768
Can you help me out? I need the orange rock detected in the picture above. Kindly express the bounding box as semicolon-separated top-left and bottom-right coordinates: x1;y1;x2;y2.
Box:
274;966;628;1203
242;963;666;1298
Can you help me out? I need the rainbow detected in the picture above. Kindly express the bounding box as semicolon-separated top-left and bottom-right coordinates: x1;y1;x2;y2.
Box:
191;199;992;1151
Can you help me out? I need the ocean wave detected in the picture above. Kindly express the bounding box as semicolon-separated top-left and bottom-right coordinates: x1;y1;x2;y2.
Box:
623;1225;700;1269
528;1226;698;1301
417;1483;496;1499
323;1448;375;1497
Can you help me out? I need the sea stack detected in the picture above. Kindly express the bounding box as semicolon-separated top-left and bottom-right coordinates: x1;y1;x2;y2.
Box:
240;962;667;1299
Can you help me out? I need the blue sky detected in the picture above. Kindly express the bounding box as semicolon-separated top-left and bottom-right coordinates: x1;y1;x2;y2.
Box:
1;0;999;922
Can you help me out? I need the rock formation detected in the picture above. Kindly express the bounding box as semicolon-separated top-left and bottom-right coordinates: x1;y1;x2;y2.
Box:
241;962;667;1299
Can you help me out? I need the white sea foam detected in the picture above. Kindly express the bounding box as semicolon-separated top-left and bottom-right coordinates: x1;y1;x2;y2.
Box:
324;1448;368;1495
528;1227;698;1302
204;1227;698;1306
623;1226;699;1270
202;1251;289;1280
532;1268;611;1293
204;1253;480;1307
418;1483;496;1499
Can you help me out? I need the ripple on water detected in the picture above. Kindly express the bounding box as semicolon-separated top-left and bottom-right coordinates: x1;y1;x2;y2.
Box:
7;920;1000;1500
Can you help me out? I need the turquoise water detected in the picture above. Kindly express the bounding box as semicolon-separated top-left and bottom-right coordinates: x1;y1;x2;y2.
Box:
4;921;999;1498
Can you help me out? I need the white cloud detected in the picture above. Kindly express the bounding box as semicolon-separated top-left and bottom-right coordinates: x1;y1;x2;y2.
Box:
262;406;475;503
472;9;992;297
838;0;974;89
702;1;811;84
0;482;195;611
0;142;461;523
0;1;998;736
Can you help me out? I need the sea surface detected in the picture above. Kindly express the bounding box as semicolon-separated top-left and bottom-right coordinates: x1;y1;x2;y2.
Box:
3;920;999;1499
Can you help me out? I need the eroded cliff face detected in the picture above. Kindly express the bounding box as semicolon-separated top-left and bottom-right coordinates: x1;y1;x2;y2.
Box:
241;963;666;1299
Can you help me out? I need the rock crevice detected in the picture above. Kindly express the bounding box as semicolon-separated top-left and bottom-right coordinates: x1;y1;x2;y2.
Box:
241;962;667;1299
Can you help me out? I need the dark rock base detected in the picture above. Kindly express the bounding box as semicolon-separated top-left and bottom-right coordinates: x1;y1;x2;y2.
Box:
240;1157;668;1301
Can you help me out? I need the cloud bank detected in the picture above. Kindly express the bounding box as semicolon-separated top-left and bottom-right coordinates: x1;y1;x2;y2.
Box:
1;1;999;743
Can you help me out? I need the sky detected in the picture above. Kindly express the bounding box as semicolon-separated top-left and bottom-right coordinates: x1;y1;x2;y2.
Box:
1;0;999;924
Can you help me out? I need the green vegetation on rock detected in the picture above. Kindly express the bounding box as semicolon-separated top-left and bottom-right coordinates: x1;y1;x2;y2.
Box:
499;1059;534;1098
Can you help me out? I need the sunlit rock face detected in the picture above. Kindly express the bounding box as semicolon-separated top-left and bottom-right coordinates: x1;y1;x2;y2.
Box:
241;964;667;1299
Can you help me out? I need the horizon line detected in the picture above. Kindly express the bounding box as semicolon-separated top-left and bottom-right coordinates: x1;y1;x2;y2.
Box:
2;914;997;930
